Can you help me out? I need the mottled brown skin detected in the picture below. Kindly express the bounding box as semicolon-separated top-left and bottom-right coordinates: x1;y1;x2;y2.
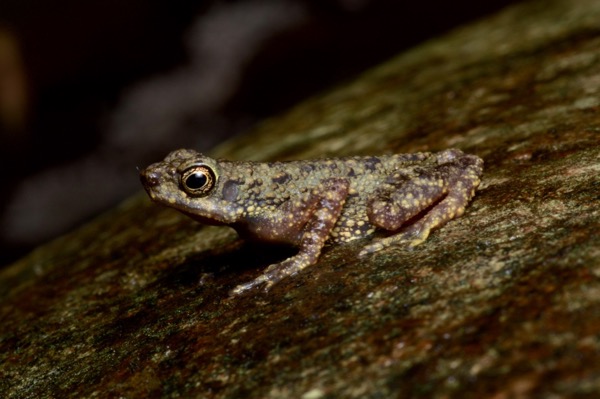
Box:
140;149;483;295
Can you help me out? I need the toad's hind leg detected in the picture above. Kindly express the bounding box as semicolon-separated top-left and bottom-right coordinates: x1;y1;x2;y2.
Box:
230;178;349;295
359;159;482;256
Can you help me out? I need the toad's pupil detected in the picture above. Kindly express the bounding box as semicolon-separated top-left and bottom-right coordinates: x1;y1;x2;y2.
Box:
186;172;207;189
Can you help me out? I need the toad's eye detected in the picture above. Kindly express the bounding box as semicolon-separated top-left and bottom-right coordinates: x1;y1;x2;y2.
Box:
181;165;216;196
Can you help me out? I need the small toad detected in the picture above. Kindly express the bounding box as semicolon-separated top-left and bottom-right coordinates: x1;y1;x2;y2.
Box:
141;149;483;295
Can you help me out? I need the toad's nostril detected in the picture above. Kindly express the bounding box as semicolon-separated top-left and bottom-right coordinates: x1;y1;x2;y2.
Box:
141;170;161;186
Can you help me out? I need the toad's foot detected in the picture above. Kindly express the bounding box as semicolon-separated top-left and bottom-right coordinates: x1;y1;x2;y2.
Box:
229;253;313;296
358;224;429;257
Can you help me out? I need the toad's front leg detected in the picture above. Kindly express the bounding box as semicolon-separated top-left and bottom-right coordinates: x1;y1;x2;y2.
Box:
230;178;349;295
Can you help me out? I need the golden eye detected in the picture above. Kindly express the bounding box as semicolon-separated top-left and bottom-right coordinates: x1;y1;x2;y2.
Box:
181;165;216;196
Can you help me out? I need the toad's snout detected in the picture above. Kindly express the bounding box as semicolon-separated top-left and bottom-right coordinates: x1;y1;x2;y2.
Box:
140;167;162;190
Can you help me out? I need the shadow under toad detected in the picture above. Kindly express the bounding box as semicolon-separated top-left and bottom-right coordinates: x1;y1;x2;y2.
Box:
154;240;298;294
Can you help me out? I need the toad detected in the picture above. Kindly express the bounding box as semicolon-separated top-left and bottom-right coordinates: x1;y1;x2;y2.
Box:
141;149;483;295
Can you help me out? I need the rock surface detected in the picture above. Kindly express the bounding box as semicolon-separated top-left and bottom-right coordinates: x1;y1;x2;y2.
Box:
2;0;599;397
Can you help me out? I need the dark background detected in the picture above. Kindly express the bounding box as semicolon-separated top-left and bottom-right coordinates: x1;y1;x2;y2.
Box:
0;0;522;266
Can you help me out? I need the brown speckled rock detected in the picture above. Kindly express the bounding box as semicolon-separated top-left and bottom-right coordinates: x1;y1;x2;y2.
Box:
2;0;599;397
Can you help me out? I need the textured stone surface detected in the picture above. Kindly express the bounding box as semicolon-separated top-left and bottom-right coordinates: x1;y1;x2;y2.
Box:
1;0;599;397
